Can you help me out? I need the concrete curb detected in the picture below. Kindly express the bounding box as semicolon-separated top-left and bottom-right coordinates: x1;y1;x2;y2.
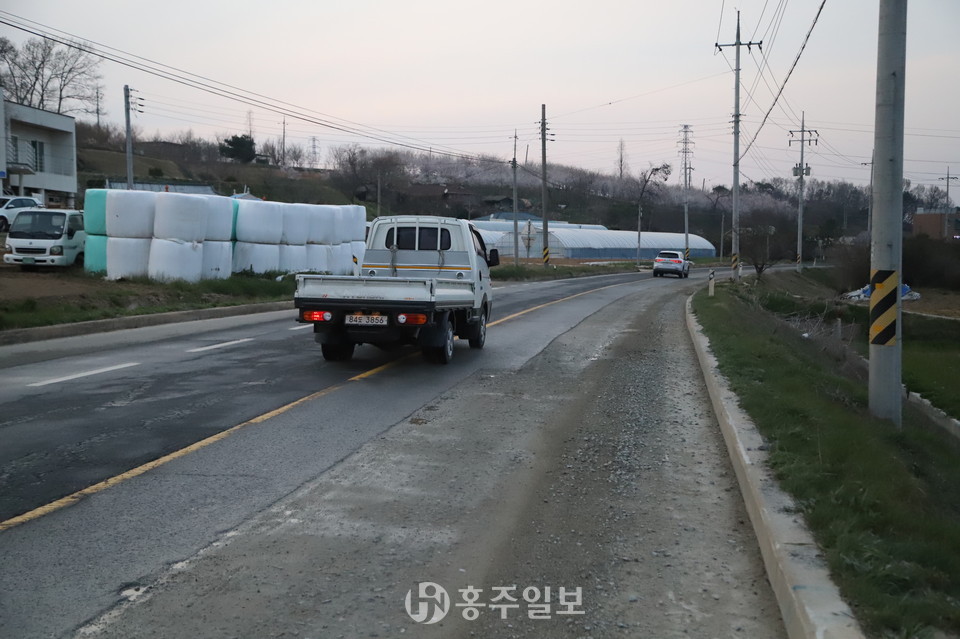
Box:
685;295;865;639
0;301;293;346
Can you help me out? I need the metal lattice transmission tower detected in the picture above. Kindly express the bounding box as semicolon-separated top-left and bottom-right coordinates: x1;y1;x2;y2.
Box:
789;112;818;271
679;125;695;260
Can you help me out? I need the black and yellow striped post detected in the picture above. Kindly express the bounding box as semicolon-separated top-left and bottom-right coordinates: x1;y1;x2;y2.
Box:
542;246;550;266
869;269;898;346
730;253;739;278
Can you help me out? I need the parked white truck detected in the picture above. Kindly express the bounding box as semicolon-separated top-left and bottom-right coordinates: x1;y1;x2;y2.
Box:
3;208;86;269
295;216;499;364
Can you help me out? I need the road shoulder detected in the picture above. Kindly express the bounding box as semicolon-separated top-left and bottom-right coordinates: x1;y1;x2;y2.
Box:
685;294;865;639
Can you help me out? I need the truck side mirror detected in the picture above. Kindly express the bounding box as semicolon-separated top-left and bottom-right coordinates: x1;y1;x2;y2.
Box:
67;228;75;239
487;248;500;267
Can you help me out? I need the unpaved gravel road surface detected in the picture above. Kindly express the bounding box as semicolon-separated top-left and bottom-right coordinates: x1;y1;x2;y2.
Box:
80;286;785;638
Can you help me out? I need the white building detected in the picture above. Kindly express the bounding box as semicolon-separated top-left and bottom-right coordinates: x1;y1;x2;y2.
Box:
1;90;77;208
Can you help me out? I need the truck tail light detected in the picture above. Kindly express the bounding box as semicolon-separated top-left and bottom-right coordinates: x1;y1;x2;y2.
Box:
396;313;427;325
303;310;333;322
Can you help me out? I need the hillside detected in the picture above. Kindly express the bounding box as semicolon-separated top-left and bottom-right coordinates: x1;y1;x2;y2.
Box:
76;147;352;207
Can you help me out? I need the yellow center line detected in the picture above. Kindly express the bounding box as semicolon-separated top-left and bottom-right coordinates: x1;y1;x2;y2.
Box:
0;277;636;533
0;383;343;533
489;281;629;326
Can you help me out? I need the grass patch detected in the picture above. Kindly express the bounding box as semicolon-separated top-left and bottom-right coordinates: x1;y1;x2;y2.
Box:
745;271;960;420
693;283;960;637
0;270;295;330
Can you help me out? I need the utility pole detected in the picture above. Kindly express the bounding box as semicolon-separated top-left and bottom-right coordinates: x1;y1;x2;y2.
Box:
939;167;957;239
310;136;319;169
124;85;134;189
869;0;907;428
790;112;817;272
862;152;874;234
281;117;286;167
679;125;694;261
95;86;104;129
717;12;761;280
512;130;520;267
636;202;643;268
540;104;550;267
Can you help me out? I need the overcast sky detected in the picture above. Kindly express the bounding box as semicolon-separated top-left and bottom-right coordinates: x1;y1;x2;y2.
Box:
2;1;958;196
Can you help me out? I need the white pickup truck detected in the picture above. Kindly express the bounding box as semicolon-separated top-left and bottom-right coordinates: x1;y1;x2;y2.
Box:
295;215;499;364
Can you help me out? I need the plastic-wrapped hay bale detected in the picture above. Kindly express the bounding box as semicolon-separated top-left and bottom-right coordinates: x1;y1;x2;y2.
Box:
154;192;208;243
148;238;203;282
333;206;352;245
350;205;367;241
204;195;235;242
329;243;353;275
233;242;280;274
105;190;158;238
202;240;232;280
106;237;152;280
83;190;108;236
281;203;310;246
305;243;331;273
279;244;307;273
307;205;338;245
84;234;108;273
350;240;366;270
235;200;282;244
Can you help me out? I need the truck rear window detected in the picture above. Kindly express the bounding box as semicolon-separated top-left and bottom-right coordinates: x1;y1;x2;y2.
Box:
385;227;451;250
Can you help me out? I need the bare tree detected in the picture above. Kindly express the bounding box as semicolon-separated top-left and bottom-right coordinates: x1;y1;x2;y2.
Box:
616;139;629;180
635;163;672;229
260;138;282;165
739;209;794;276
0;37;102;114
286;143;306;168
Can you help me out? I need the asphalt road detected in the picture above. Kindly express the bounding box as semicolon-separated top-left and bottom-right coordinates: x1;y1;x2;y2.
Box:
0;269;728;638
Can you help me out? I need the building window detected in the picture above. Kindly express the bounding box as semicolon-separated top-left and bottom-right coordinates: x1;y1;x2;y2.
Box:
30;140;45;172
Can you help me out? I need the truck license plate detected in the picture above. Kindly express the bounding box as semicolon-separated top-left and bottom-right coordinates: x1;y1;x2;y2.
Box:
345;314;387;326
22;257;35;265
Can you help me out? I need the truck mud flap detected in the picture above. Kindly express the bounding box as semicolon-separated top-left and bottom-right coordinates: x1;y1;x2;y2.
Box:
417;311;451;348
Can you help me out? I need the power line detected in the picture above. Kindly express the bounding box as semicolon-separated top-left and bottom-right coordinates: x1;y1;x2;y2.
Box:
740;0;827;160
0;11;501;163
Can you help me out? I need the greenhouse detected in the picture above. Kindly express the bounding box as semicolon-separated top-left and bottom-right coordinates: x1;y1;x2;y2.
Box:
473;221;715;260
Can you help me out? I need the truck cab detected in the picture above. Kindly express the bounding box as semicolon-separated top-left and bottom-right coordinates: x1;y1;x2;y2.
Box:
3;209;86;268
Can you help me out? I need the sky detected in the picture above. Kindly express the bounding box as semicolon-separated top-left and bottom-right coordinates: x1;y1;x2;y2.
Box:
2;1;958;197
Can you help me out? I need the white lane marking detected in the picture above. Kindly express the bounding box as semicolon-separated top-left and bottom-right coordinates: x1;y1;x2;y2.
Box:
289;324;313;331
186;338;254;353
28;362;141;387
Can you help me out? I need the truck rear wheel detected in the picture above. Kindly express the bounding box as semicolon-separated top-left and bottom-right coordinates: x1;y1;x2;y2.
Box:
424;319;455;364
321;343;355;362
468;310;487;349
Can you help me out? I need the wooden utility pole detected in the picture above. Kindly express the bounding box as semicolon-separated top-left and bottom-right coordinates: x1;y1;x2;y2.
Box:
124;85;134;190
512;130;520;267
541;104;550;266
